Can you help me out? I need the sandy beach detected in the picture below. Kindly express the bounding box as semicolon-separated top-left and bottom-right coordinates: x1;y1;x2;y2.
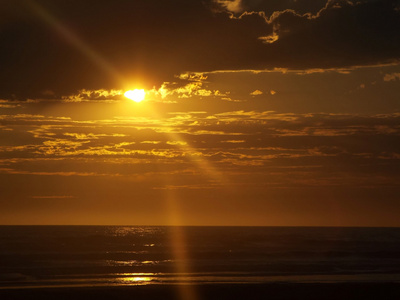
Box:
1;283;400;300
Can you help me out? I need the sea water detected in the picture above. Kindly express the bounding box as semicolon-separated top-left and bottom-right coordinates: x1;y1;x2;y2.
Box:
1;226;400;289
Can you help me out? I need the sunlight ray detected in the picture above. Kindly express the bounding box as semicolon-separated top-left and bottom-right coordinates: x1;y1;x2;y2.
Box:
26;0;125;84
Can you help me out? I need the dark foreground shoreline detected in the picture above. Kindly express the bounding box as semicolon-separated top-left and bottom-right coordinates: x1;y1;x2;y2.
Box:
1;283;400;300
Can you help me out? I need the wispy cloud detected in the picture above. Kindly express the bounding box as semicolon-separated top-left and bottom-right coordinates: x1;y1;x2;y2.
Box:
384;72;400;82
62;89;124;102
1;110;399;191
31;195;75;199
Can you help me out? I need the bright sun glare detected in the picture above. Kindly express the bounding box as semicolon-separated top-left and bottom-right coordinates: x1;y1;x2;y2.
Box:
124;89;146;102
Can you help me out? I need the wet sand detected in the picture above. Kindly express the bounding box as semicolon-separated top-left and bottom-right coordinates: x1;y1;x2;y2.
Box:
1;283;400;300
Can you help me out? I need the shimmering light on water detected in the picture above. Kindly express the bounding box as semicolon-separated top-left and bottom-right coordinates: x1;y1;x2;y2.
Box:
1;226;400;290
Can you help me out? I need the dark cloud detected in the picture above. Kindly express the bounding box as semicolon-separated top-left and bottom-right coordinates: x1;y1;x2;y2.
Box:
0;0;399;99
216;0;329;16
262;0;400;68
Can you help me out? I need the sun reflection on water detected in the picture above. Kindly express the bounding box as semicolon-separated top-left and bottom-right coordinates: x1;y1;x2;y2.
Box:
117;273;154;285
122;276;151;283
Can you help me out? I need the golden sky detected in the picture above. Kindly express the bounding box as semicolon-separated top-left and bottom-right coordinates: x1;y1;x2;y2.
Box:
0;0;400;226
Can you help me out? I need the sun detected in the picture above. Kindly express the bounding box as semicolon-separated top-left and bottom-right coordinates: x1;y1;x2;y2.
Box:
124;89;146;102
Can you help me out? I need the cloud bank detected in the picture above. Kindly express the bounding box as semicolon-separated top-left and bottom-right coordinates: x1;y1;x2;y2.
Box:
0;0;399;98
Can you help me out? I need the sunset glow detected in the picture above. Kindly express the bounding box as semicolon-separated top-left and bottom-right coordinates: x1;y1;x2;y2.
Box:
2;2;400;299
1;0;400;227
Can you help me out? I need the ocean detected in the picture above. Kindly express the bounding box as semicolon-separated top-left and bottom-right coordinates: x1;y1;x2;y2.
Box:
1;226;400;289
